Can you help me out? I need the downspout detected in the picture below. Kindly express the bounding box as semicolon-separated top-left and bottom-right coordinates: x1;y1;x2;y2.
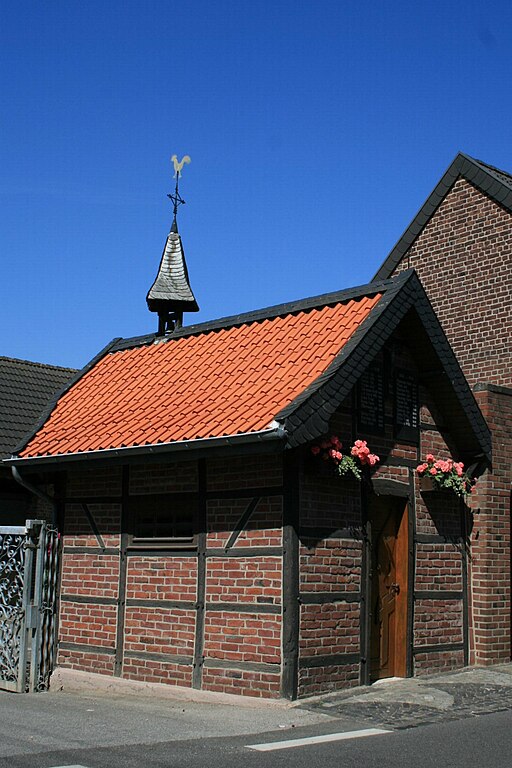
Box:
11;465;58;526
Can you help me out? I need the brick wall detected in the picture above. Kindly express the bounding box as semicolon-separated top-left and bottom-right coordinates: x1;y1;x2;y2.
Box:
391;176;512;666
394;178;512;388
469;387;512;664
57;453;284;698
414;397;468;675
202;455;283;698
297;333;472;695
57;468;122;675
298;470;362;696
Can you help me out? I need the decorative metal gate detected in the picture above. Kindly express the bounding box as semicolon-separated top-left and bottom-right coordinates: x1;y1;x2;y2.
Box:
0;520;60;693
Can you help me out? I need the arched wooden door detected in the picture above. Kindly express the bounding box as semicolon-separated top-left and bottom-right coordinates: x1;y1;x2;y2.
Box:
369;496;409;680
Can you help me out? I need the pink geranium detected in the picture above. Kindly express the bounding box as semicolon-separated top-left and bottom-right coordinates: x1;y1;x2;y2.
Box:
417;452;475;498
311;435;379;481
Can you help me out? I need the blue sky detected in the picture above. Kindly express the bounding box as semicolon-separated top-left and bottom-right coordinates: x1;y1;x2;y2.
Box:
2;1;511;368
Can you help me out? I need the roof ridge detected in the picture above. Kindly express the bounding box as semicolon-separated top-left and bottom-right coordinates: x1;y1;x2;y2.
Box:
467;155;512;185
7;268;490;466
0;356;77;372
111;274;402;353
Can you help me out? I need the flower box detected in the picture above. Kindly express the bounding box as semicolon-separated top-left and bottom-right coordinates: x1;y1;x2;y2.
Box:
416;454;475;498
419;476;442;493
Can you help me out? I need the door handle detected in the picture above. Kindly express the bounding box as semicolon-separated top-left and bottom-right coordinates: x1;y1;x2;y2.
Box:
390;583;400;595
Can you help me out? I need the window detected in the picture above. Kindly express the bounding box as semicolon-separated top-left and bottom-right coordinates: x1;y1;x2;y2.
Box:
357;362;385;434
128;493;198;549
394;369;419;442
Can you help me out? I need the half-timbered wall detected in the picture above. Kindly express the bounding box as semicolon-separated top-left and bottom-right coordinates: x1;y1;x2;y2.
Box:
297;337;471;696
57;454;285;698
298;468;362;696
57;337;476;699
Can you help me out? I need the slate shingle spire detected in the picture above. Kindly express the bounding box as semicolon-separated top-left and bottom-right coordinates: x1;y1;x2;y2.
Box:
146;155;199;335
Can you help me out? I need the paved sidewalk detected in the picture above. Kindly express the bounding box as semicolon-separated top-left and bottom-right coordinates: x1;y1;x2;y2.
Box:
299;664;512;729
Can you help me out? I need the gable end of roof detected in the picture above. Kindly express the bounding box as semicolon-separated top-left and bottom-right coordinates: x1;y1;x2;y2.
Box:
280;270;492;462
374;153;512;281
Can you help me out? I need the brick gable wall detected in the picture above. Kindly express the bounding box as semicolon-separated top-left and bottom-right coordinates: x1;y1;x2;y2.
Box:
393;178;512;388
390;176;512;666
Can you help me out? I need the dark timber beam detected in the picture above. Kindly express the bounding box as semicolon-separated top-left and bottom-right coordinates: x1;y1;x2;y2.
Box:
281;451;300;700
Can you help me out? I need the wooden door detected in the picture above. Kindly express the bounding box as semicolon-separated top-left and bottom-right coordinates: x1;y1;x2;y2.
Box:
369;496;409;680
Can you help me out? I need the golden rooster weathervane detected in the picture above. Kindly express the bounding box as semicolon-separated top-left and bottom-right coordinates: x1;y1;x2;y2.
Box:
168;154;191;231
171;154;191;178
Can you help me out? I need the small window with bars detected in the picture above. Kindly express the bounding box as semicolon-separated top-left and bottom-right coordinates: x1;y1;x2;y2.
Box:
393;368;419;442
128;493;197;549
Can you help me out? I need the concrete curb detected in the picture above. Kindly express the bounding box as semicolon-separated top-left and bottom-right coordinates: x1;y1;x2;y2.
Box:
49;663;512;711
49;667;294;709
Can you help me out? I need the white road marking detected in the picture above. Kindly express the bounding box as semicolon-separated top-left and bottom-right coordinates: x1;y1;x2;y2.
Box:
49;764;90;768
247;727;391;751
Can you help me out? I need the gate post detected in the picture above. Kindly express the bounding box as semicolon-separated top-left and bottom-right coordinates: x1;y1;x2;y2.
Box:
19;521;43;692
27;520;45;693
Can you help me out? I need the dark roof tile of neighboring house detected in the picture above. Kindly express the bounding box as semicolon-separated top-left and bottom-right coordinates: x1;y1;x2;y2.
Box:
0;357;76;459
374;153;512;281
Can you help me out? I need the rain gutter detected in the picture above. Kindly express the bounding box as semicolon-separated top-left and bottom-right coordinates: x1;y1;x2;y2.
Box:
5;424;288;469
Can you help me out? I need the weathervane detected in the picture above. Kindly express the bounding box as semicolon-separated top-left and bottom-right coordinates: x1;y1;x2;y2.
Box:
168;154;191;231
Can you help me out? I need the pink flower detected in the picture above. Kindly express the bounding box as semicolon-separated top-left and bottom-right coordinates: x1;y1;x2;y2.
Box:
454;463;464;477
429;467;438;476
416;463;428;475
351;440;370;459
348;439;379;467
311;446;320;455
426;453;435;463
331;436;342;449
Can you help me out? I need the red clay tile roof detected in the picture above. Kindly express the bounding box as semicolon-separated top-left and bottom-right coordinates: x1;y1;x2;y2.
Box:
19;293;381;458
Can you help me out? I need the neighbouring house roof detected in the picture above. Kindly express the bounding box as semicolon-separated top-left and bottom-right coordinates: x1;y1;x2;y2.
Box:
374;153;512;281
8;270;491;466
0;357;76;460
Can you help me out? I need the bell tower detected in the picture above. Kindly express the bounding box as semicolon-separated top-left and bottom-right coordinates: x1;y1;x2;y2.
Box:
146;155;199;334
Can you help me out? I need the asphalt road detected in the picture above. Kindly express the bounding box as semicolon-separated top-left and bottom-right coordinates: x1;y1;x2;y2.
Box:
0;689;511;768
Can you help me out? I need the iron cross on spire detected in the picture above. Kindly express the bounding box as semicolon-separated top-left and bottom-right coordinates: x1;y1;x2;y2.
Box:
168;154;191;231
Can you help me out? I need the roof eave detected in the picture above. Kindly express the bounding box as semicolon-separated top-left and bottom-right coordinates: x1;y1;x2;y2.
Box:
5;425;288;469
